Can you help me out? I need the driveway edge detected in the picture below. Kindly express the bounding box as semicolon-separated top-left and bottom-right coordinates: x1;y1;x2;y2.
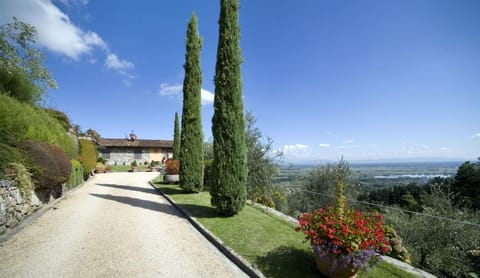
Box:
149;181;265;278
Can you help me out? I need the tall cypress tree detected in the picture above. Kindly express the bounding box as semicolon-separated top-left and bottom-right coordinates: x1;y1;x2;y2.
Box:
172;112;180;159
179;14;204;192
210;0;247;215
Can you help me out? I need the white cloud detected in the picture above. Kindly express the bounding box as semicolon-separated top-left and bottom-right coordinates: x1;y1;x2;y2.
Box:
0;0;134;83
201;89;214;105
473;133;480;140
159;83;182;96
279;144;309;157
319;143;330;148
421;145;430;150
58;0;89;6
344;139;355;144
105;53;134;71
159;83;214;106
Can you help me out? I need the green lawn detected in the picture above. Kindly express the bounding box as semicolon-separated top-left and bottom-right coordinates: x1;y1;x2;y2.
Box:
152;178;417;278
108;165;150;172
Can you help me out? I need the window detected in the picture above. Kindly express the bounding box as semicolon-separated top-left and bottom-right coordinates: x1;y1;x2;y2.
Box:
134;149;142;159
102;150;110;159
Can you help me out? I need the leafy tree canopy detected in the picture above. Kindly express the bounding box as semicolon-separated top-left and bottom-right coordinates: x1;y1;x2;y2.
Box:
0;17;56;104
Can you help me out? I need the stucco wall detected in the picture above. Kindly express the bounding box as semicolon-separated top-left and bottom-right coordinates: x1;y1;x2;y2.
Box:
100;147;171;165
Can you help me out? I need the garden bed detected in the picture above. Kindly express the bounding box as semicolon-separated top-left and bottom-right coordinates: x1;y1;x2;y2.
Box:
151;179;417;278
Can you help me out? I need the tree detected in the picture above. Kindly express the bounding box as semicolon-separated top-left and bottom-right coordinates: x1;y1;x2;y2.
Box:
453;158;480;210
179;14;204;193
172;112;180;159
0;17;56;104
210;0;247;215
245;111;282;203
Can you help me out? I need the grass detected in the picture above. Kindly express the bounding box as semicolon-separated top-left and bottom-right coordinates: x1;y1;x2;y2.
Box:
108;165;150;172
152;178;417;278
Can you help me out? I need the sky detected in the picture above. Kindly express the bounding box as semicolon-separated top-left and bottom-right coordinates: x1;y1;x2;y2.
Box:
1;0;479;163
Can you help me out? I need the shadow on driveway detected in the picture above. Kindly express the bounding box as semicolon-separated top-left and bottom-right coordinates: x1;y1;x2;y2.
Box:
96;183;159;195
90;193;183;217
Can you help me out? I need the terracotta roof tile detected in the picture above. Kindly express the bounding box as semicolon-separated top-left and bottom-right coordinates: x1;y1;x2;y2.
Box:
99;138;173;148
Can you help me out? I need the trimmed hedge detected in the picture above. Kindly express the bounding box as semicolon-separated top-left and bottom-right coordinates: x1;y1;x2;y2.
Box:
22;141;72;190
79;139;96;177
0;94;77;159
67;159;84;189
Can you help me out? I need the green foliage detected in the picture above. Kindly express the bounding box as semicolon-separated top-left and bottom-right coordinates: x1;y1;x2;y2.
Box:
173;112;180;159
44;108;71;132
0;94;77;158
6;163;33;202
0;67;37;105
453;159;480;210
22;141;72;190
86;128;101;143
78;139;96;177
0;143;27;174
203;159;213;189
287;159;351;216
67;159;84;189
211;0;247;216
384;187;480;277
245;111;282;202
179;14;204;193
0;17;56;104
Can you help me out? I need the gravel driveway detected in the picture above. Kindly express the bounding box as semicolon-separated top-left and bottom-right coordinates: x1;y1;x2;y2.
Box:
0;172;248;277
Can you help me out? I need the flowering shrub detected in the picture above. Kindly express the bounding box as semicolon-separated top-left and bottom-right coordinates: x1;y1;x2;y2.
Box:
295;177;391;272
165;159;179;175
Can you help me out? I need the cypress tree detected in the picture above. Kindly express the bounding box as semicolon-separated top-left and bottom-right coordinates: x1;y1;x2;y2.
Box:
210;0;247;215
179;14;204;192
172;112;180;159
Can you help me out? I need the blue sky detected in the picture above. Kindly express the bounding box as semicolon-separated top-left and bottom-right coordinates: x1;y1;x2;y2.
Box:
1;0;479;163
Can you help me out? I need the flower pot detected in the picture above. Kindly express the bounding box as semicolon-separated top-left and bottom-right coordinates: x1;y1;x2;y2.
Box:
131;166;138;172
314;251;357;278
163;174;179;183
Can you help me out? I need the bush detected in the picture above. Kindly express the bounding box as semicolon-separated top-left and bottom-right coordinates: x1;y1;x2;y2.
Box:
0;143;27;175
0;94;77;158
79;139;96;178
22;141;71;190
5;163;33;202
67;159;84;189
165;159;179;175
44;108;71;132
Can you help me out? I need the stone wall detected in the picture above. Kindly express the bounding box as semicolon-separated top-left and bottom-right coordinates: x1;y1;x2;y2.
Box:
0;180;42;235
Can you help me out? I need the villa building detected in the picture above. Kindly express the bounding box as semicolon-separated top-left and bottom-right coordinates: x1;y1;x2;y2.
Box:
98;133;173;166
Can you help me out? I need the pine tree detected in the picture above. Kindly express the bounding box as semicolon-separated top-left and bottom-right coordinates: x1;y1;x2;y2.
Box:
210;0;247;215
179;14;204;193
172;112;180;159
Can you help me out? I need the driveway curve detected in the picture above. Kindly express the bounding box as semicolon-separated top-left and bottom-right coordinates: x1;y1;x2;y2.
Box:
0;172;247;277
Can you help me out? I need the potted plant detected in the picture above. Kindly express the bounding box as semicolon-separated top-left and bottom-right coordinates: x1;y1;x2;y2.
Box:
95;162;106;173
295;177;391;277
163;159;179;183
131;160;138;172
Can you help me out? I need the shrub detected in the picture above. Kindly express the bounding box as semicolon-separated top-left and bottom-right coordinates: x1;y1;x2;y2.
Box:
22;141;72;190
0;143;27;175
79;139;96;178
44;108;71;132
67;159;84;189
5;163;33;202
165;159;179;175
0;94;77;158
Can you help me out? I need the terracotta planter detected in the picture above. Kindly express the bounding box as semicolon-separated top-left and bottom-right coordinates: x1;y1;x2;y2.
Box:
314;251;357;278
131;166;138;172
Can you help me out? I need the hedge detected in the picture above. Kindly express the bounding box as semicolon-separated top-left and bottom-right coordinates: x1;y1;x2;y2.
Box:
67;159;84;189
79;139;96;178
